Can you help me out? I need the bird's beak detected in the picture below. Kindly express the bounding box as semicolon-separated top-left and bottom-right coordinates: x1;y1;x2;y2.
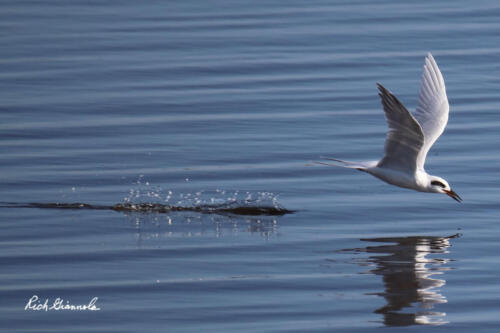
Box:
444;189;462;203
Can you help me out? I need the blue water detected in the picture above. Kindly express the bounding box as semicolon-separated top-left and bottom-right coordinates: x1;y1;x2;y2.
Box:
2;0;500;331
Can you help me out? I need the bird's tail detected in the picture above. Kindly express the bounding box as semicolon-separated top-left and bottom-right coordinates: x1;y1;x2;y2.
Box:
315;157;376;171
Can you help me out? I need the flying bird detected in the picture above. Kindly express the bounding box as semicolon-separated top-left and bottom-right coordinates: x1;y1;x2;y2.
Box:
320;53;461;202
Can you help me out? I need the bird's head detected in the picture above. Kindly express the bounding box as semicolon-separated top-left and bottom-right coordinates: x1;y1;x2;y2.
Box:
428;176;462;202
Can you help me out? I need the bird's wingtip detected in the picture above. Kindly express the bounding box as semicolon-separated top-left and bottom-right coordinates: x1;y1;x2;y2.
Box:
426;52;436;63
376;82;389;94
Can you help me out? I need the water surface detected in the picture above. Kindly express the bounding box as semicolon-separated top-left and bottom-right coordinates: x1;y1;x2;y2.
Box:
2;0;500;331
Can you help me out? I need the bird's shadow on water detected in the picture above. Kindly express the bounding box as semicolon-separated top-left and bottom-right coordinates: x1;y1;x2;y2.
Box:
340;233;461;327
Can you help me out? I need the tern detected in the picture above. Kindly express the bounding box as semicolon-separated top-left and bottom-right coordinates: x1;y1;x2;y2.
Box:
320;53;462;202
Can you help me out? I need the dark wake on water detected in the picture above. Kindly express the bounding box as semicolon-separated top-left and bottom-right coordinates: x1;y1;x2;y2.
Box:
0;201;293;216
0;176;294;216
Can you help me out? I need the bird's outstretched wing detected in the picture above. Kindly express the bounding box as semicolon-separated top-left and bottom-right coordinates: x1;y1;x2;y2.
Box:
376;83;425;172
413;53;449;170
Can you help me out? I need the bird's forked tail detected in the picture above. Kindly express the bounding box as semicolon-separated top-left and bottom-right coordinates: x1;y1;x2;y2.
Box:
315;157;377;171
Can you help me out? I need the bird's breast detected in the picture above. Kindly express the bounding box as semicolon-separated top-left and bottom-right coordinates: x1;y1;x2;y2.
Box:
366;167;422;191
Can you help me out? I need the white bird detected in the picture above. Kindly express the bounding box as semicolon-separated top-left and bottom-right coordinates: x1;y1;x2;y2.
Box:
320;53;461;202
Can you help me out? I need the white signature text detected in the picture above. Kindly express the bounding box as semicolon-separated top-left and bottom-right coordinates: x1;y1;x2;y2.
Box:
24;295;100;311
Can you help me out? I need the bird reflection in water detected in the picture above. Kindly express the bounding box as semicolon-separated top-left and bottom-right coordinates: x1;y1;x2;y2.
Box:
347;234;459;326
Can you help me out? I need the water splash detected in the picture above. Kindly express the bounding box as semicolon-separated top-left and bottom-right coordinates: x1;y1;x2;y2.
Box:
0;177;293;216
119;176;291;215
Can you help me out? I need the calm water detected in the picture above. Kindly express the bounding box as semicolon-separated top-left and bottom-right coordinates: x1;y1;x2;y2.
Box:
2;1;500;332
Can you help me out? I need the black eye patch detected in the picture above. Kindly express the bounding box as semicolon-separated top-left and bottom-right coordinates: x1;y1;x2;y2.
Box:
431;181;446;188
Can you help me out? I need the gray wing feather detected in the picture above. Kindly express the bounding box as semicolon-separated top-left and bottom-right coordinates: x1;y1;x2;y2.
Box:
376;83;425;172
413;53;449;170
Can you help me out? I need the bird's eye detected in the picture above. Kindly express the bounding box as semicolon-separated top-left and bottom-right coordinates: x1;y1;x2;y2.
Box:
431;181;445;188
